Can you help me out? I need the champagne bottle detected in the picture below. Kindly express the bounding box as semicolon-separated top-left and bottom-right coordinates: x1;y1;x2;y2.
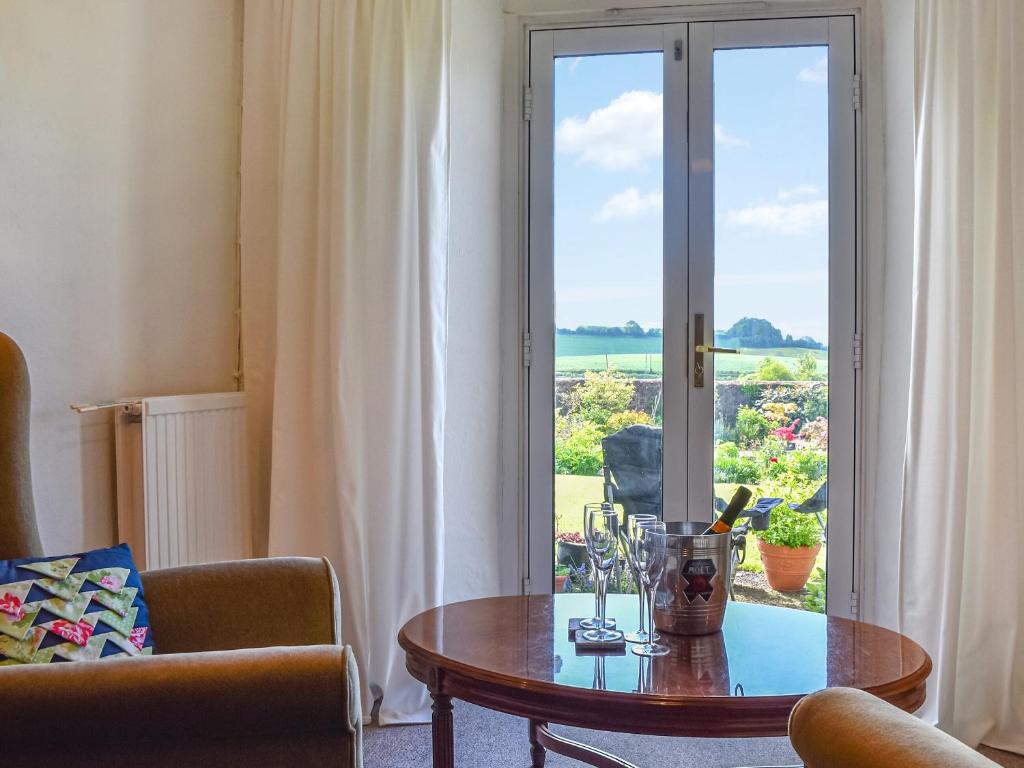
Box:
703;486;752;535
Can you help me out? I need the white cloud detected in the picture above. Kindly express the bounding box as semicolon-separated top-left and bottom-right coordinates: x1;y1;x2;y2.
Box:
714;123;751;149
594;187;663;221
798;56;828;85
557;285;660;304
555;90;662;170
725;200;829;235
778;184;821;200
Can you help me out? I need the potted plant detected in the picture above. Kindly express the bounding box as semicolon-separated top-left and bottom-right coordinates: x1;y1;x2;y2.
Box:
755;506;822;592
556;531;588;570
554;565;570;593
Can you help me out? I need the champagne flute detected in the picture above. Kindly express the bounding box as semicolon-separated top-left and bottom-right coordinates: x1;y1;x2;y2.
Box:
632;525;670;657
622;515;661;644
580;505;622;643
580;503;616;631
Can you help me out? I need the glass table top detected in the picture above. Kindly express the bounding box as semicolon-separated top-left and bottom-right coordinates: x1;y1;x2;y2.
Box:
400;594;929;700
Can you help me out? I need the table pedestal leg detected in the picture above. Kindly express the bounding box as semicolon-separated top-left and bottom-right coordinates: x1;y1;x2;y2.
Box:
430;692;454;768
529;720;547;767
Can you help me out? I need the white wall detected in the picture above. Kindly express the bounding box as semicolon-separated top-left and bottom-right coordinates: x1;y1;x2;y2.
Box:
444;0;508;602
0;1;241;554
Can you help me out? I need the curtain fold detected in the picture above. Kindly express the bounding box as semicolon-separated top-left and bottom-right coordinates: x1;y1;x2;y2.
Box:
240;0;450;724
902;0;1023;751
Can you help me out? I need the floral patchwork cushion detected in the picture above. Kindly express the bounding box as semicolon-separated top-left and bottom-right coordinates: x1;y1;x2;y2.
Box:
0;544;154;665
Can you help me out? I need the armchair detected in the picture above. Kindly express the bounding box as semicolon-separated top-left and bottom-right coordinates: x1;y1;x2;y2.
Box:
0;332;362;767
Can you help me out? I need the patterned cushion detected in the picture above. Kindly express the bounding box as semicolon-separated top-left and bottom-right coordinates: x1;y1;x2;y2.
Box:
0;544;154;665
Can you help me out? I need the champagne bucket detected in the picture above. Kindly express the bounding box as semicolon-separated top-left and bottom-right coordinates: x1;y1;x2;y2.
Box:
652;522;731;636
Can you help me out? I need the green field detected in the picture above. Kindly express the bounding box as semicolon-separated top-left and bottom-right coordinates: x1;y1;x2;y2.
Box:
554;342;827;380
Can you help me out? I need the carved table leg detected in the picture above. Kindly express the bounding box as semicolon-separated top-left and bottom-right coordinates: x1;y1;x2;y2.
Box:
529;720;547;767
431;692;454;768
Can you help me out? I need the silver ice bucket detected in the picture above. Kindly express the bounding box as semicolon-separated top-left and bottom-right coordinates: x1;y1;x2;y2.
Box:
652;522;731;636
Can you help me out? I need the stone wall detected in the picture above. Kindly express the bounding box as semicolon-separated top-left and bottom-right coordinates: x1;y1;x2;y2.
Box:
555;377;826;426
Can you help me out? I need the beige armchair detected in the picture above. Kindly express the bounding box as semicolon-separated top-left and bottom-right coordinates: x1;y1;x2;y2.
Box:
0;332;362;767
789;687;1000;768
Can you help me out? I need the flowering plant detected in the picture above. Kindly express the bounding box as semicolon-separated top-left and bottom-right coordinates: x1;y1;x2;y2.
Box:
556;531;585;545
770;418;800;443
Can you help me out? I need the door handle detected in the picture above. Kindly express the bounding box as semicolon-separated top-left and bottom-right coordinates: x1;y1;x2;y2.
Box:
693;313;740;388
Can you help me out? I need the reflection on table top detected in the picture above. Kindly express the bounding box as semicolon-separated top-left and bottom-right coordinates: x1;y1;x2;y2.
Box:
399;593;930;701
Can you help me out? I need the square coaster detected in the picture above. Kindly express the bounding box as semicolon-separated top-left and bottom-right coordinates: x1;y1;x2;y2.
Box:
567;617;616;641
573;633;627;654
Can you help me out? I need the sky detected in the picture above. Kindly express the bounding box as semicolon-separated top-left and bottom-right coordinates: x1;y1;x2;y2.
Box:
553;46;830;344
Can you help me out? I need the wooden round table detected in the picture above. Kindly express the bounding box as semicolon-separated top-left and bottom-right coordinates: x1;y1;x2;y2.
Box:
399;594;931;768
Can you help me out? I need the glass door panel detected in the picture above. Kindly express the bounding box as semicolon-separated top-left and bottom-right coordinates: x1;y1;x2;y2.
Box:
688;18;856;616
712;45;830;610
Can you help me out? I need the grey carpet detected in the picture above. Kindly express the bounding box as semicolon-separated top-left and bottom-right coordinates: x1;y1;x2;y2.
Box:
364;700;801;767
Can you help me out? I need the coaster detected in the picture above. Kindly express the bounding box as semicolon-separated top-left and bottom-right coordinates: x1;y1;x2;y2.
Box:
573;632;627;654
568;617;616;641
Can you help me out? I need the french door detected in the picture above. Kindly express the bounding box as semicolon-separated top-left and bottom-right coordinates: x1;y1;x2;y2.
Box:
526;17;858;616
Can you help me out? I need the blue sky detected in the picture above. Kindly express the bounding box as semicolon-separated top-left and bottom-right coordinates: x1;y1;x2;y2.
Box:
553;46;830;343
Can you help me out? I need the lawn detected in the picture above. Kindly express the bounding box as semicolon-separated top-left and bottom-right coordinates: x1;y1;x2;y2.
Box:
555;346;827;380
553;474;826;576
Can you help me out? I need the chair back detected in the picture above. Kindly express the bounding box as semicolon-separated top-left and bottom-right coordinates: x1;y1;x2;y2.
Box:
601;424;663;520
0;332;43;559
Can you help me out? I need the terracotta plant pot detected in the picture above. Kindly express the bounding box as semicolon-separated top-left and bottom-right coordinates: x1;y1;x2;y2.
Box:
554;574;568;593
757;539;821;592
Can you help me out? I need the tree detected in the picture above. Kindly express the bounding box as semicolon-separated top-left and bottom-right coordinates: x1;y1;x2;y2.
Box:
795;353;818;380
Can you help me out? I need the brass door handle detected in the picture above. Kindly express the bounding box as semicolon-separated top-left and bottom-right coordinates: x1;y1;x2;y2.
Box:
695;345;740;354
693;313;741;388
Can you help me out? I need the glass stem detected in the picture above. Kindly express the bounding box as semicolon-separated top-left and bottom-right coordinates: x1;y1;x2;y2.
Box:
597;570;608;627
646;585;656;644
637;579;646;633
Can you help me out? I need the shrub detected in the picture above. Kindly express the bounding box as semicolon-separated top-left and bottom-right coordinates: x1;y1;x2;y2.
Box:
575;369;634;428
756;505;823;548
802;385;829;421
736;406;771;448
803;567;827;613
799;417;829;449
762;401;797;426
748;357;795;382
554;420;605;476
795;353;819;381
713;442;761;483
606;410;654;433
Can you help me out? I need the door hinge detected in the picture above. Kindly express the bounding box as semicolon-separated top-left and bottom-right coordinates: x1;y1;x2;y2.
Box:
852;332;863;370
852;73;862;111
522;577;532;595
522;331;532;368
850;591;860;617
523;86;533;122
674;39;683;61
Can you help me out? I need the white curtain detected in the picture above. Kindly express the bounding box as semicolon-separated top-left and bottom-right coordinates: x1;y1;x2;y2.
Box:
240;0;450;724
901;0;1023;751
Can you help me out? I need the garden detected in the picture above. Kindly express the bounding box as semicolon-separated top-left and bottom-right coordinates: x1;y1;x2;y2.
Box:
553;358;829;612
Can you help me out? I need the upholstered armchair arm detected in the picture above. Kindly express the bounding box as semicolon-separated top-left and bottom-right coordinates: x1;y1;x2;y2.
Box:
0;645;362;766
141;556;341;653
789;688;999;768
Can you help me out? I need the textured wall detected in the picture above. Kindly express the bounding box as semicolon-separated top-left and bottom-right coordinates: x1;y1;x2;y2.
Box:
0;0;242;554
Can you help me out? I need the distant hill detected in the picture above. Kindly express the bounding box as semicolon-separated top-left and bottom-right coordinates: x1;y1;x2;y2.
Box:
556;318;823;350
714;317;824;350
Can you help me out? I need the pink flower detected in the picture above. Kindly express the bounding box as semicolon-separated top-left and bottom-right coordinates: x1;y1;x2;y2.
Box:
99;575;121;591
129;626;148;651
50;619;94;647
769;457;779;464
0;592;25;621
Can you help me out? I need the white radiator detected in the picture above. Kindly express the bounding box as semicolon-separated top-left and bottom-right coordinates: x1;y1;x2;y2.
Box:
112;393;251;571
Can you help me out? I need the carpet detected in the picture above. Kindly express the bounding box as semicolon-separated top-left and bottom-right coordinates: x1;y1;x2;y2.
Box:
364;700;801;767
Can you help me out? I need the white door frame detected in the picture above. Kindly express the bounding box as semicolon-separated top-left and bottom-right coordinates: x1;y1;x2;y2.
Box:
686;16;858;615
519;13;862;618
